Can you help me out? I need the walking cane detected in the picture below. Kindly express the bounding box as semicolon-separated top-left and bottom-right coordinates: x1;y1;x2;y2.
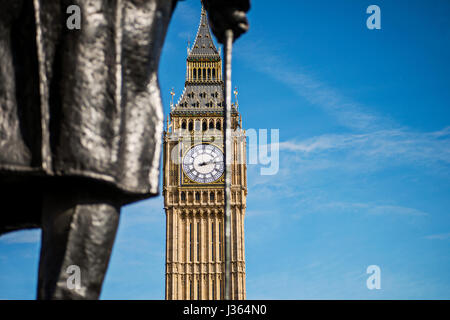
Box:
223;29;233;301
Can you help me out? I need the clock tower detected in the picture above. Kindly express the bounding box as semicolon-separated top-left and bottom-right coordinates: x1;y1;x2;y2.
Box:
163;7;247;300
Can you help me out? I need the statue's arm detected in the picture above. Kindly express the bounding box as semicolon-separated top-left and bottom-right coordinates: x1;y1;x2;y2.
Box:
202;0;250;43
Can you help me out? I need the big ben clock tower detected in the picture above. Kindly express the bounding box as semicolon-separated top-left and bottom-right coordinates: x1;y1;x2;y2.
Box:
163;7;247;300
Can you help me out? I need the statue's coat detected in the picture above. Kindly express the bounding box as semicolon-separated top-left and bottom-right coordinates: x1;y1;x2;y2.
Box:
0;0;177;231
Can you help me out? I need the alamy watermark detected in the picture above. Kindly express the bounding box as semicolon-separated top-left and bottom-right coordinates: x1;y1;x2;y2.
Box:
65;4;383;32
366;5;381;30
366;265;381;290
66;5;81;30
66;264;81;290
247;129;279;176
167;127;279;176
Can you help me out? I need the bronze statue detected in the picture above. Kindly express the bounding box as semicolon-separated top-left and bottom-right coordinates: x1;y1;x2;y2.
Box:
0;0;249;299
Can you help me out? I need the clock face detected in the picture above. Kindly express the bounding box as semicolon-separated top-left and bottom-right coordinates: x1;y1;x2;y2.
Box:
182;144;224;183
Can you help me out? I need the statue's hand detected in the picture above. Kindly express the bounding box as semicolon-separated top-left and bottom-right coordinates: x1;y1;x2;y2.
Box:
203;0;250;44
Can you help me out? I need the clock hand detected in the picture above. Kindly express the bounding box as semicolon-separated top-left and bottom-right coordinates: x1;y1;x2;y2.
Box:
199;160;222;166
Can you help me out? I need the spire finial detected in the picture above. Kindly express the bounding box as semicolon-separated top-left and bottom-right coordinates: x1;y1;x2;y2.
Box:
170;88;175;109
234;87;239;108
187;5;220;58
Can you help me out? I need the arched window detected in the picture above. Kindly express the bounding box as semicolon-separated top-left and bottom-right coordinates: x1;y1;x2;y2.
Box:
193;69;197;80
188;121;193;131
181;191;186;201
202;120;207;131
210;192;215;201
195;192;200;201
181;121;187;130
216;121;221;130
207;68;211;80
203;69;206;80
209;121;214;129
212;69;216;80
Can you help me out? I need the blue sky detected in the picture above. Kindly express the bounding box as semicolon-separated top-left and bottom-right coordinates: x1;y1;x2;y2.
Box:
1;0;449;299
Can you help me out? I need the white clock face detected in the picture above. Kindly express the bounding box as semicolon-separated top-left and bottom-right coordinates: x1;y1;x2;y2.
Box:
182;144;224;183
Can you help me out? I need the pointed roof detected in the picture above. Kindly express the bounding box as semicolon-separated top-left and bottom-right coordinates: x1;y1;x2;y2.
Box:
170;6;239;115
188;6;220;59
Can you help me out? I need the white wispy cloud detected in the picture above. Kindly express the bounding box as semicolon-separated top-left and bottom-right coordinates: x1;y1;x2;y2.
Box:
198;9;445;201
288;200;429;219
238;41;450;171
175;1;199;24
424;233;450;240
366;205;428;216
279;127;450;167
236;41;392;131
0;230;40;244
174;1;201;41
